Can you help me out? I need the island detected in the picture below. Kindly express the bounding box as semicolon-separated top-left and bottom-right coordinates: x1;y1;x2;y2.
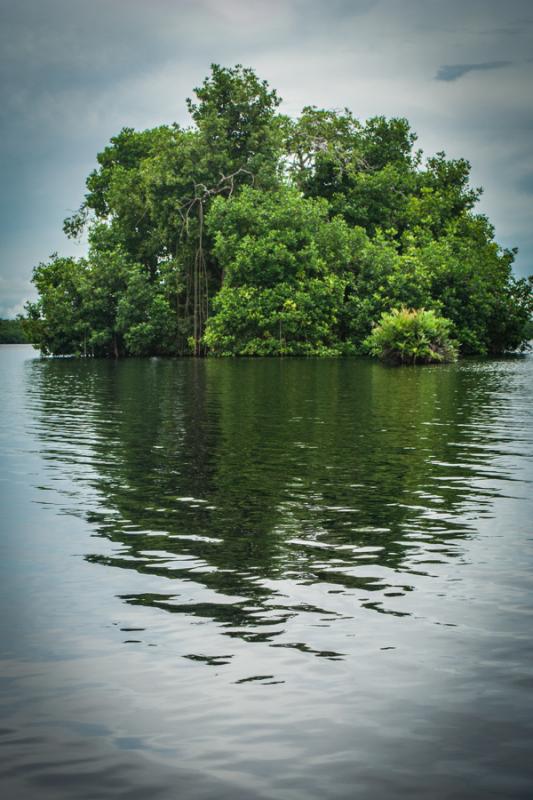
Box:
24;64;533;362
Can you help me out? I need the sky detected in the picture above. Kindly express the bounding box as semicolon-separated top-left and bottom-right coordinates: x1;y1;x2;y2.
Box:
1;0;532;317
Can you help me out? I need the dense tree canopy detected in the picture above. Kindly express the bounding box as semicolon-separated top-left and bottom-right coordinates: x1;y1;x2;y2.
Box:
0;318;28;344
25;64;532;358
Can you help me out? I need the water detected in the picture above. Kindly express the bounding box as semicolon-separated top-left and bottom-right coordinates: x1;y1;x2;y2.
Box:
1;344;533;799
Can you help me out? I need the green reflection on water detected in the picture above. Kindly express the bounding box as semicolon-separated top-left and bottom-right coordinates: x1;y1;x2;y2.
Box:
26;356;513;651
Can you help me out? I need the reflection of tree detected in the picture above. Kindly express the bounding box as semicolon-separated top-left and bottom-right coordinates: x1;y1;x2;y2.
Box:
27;356;509;651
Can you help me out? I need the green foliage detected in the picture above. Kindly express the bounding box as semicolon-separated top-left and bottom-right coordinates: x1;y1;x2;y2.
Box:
287;110;420;234
206;185;359;288
0;318;28;343
116;263;178;356
365;308;458;364
187;63;283;187
26;64;532;360
25;255;89;356
203;186;359;355
204;278;347;356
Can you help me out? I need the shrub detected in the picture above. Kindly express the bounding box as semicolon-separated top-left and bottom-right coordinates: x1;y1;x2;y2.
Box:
364;307;458;364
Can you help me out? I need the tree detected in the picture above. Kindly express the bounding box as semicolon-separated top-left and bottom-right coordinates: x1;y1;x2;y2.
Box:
203;186;359;354
116;264;178;356
187;63;283;188
0;318;28;344
26;64;532;359
25;255;89;356
287;109;420;235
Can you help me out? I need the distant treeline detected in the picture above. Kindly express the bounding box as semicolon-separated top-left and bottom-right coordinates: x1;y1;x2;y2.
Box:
24;64;533;358
0;318;28;344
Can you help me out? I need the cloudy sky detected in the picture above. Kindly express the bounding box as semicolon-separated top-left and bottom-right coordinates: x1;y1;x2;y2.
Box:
1;0;532;317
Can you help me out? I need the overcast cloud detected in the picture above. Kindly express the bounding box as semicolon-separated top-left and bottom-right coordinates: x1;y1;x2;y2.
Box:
1;0;532;316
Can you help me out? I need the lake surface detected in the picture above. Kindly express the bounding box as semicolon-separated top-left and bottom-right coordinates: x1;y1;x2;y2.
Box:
1;344;533;799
